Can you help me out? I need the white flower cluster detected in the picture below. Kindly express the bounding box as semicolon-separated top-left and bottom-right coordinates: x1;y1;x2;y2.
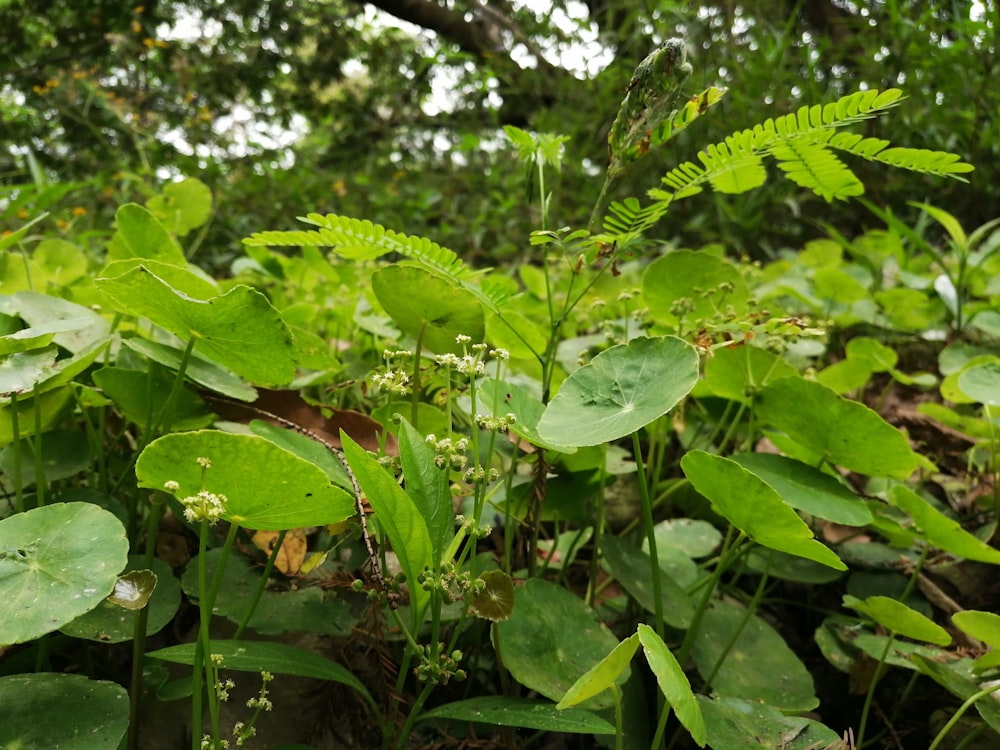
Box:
425;434;470;471
179;489;227;524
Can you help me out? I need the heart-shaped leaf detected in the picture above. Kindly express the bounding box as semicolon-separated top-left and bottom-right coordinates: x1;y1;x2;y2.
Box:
96;265;296;386
538;336;699;447
0;674;129;750
755;377;919;478
0;502;128;645
136;430;356;530
372;265;484;354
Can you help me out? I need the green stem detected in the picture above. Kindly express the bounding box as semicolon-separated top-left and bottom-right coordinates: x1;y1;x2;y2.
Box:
128;495;164;750
233;529;287;640
10;392;23;514
611;683;624;750
927;680;1000;750
632;431;664;637
410;324;426;429
151;337;197;435
856;633;895;748
650;697;671;750
32;387;45;507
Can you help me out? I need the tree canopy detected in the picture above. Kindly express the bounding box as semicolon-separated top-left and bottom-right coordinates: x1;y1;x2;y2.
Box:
2;1;995;262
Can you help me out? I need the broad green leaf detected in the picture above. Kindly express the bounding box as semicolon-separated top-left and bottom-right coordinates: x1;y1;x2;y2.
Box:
953;610;1000;648
602;534;694;628
638;624;707;746
755;377;919;478
146;177;213;236
398;418;453;566
846;336;898;369
940;355;1000;404
843;595;951;645
0;316;95;356
148;639;375;712
651;518;721;559
478;377;575;452
180;548;355;636
0;502;128;645
341;432;432;617
957;361;1000;405
32;238;88;289
681;451;846;570
698;345;797;403
93;366;213;432
101;258;220;300
9;290;110;353
691;600;818;711
122;336;257;402
62;556;179;643
643;251;749;326
418;696;615;735
696;696;839;750
96;265;296;386
495;578;620;709
0;429;94;487
107;203;186;263
371;264;484;355
0;386;74;445
537;336;699;447
731;453;872;526
887;485;1000;564
910;655;1000;734
953;611;1000;671
0;674;128;750
249;421;352;490
136;430;356;529
0;347;57;395
557;633;638;708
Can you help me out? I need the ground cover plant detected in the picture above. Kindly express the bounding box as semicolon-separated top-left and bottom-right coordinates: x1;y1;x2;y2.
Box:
1;38;999;750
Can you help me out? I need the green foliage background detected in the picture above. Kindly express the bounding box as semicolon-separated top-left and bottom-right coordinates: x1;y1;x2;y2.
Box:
1;1;994;262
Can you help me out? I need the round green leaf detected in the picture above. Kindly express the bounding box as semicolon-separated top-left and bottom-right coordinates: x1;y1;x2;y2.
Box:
538;336;699;447
478;377;575;452
146;177;213;236
419;696;615;735
371;265;485;354
953;610;1000;648
136;430;356;530
602;534;694;628
957;362;1000;405
699;345;797;403
731;453;872;526
755;377;919;478
61;556;180;643
0;502;128;645
681;451;846;570
0;673;129;749
107;203;186;264
494;578;621;709
691;600;818;711
0;347;57;395
643;251;749;325
96;265;296;386
697;695;839;750
651;518;722;559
